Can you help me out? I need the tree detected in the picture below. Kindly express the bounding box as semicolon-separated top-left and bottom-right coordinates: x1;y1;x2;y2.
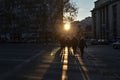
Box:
63;1;78;22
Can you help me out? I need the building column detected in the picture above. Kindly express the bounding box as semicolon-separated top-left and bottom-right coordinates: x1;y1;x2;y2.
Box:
105;6;109;40
99;9;102;39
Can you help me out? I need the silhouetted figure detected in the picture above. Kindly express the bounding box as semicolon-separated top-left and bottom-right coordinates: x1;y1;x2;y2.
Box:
71;37;78;55
78;37;87;58
65;37;71;50
59;37;65;50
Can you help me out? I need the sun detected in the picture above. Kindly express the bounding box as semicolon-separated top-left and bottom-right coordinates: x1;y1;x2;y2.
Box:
64;23;70;31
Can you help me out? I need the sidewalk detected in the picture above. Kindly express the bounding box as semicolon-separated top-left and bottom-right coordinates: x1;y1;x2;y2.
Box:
77;45;120;80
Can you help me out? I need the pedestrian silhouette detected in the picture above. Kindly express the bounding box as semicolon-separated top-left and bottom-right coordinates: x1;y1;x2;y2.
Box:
59;36;66;51
78;37;87;58
65;37;71;51
71;36;78;55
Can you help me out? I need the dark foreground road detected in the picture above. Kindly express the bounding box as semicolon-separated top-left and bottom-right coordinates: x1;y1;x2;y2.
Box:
0;44;120;80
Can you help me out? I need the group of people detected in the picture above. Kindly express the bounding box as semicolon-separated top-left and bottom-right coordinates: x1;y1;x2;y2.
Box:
59;36;87;58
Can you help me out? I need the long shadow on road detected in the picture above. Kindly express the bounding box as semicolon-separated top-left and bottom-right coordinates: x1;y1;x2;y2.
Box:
2;47;84;80
41;48;62;80
2;45;57;80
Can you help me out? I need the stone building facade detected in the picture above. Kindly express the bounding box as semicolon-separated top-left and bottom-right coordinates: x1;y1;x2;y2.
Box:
92;0;120;41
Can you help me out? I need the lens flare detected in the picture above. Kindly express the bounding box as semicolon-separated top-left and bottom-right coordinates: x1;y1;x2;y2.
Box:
64;23;70;31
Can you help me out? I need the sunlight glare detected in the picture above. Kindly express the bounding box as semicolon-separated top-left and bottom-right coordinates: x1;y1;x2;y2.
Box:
62;47;68;80
64;23;70;31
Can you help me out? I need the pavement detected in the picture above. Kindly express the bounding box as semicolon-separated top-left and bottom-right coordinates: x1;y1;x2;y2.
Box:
0;43;57;80
81;45;120;80
0;44;120;80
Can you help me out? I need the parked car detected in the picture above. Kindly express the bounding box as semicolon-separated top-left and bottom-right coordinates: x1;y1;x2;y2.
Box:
112;40;120;49
27;39;37;43
97;39;109;45
90;39;98;45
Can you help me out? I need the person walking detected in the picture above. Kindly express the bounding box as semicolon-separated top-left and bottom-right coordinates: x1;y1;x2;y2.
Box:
65;37;72;52
59;36;66;51
71;36;78;55
78;37;87;58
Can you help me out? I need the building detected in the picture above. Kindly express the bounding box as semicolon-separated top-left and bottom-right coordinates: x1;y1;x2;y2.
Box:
79;17;93;39
69;17;93;39
0;0;63;43
91;0;120;41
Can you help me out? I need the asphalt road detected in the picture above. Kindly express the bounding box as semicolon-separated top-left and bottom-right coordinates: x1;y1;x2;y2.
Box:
0;44;120;80
0;44;57;80
83;45;120;80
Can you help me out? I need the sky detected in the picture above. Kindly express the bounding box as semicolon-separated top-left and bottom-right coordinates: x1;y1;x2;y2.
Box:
71;0;97;21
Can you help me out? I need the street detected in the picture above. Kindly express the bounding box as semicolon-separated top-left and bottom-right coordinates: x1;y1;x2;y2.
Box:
83;45;120;80
0;44;120;80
